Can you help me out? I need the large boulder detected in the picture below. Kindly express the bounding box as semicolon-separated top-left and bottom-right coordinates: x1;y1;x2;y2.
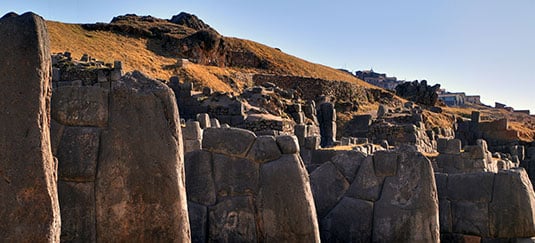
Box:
373;150;440;242
95;71;190;241
490;168;535;238
395;80;440;106
0;12;61;242
186;132;320;242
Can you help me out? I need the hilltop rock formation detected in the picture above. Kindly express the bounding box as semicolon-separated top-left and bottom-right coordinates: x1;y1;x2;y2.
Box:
170;12;214;31
0;12;61;242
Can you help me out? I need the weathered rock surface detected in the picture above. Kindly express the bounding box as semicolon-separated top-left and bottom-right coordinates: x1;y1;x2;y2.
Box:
95;71;190;242
51;86;109;127
373;150;440;242
0;12;61;242
185;129;320;242
310;148;440;242
436;168;535;239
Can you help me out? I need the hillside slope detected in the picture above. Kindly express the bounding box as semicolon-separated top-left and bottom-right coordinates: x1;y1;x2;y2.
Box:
46;14;372;91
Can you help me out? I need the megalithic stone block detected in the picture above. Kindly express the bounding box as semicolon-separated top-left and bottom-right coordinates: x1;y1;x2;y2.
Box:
0;12;61;242
96;71;191;242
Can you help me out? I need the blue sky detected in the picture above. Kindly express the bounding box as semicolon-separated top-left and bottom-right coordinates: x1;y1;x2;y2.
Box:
3;1;534;111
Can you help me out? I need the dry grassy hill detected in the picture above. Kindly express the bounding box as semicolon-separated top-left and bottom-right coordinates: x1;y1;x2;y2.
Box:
46;15;372;93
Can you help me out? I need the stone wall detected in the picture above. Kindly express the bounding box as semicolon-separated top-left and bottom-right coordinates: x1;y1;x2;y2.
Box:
436;169;535;241
307;147;440;242
253;74;368;104
184;127;321;242
456;111;521;150
51;71;191;241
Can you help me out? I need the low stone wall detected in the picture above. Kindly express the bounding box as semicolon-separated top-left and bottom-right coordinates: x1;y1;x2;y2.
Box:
253;74;368;103
436;169;535;241
308;147;440;242
51;71;191;242
185;127;320;242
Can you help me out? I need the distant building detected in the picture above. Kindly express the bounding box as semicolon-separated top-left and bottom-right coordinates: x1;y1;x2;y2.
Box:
465;95;481;104
355;69;402;90
438;91;466;106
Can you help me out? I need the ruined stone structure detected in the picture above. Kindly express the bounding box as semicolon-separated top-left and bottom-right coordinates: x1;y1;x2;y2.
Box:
51;71;191;241
457;111;521;152
308;147;440;242
184;127;320;242
0;12;61;242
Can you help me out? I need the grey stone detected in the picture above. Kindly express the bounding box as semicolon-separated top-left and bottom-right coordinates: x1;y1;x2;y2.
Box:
377;104;387;118
437;138;462;155
95;71;190;242
183;120;202;140
310;162;350;218
52;67;61;81
452;201;490;237
304;136;321;150
373;150;399;177
185;150;216;205
276;135;300;154
331;150;366;182
317;102;336;147
58;181;96;243
435;172;448;199
97;69;107;82
258;154;321;242
50;119;65;155
57;126;100;182
209;196;257;242
490;169;535;238
0;12;60;242
52;86;109;127
439;199;452;233
373;150;440;242
448;172;494;202
203;127;256;157
320;197;374;242
210;118;220;128
246;135;282;163
188;202;208;243
213;154;259;198
346;156;384;202
184;139;202;153
197;113;211;128
110;69;122;81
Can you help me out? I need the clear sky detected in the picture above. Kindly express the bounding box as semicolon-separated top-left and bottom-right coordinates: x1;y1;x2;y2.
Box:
3;1;534;111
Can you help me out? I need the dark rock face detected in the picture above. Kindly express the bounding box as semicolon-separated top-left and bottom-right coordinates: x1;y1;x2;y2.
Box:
95;71;190;241
170;12;213;31
0;12;61;242
185;128;320;242
395;80;440;106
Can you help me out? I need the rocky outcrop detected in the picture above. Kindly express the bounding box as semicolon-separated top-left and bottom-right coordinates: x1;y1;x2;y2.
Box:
185;128;320;242
52;71;191;242
395;80;440;106
0;12;61;242
170;12;214;31
309;148;440;242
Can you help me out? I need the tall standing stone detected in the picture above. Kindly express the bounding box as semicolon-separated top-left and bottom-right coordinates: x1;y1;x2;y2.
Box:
0;12;61;242
317;101;336;148
95;71;190;241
